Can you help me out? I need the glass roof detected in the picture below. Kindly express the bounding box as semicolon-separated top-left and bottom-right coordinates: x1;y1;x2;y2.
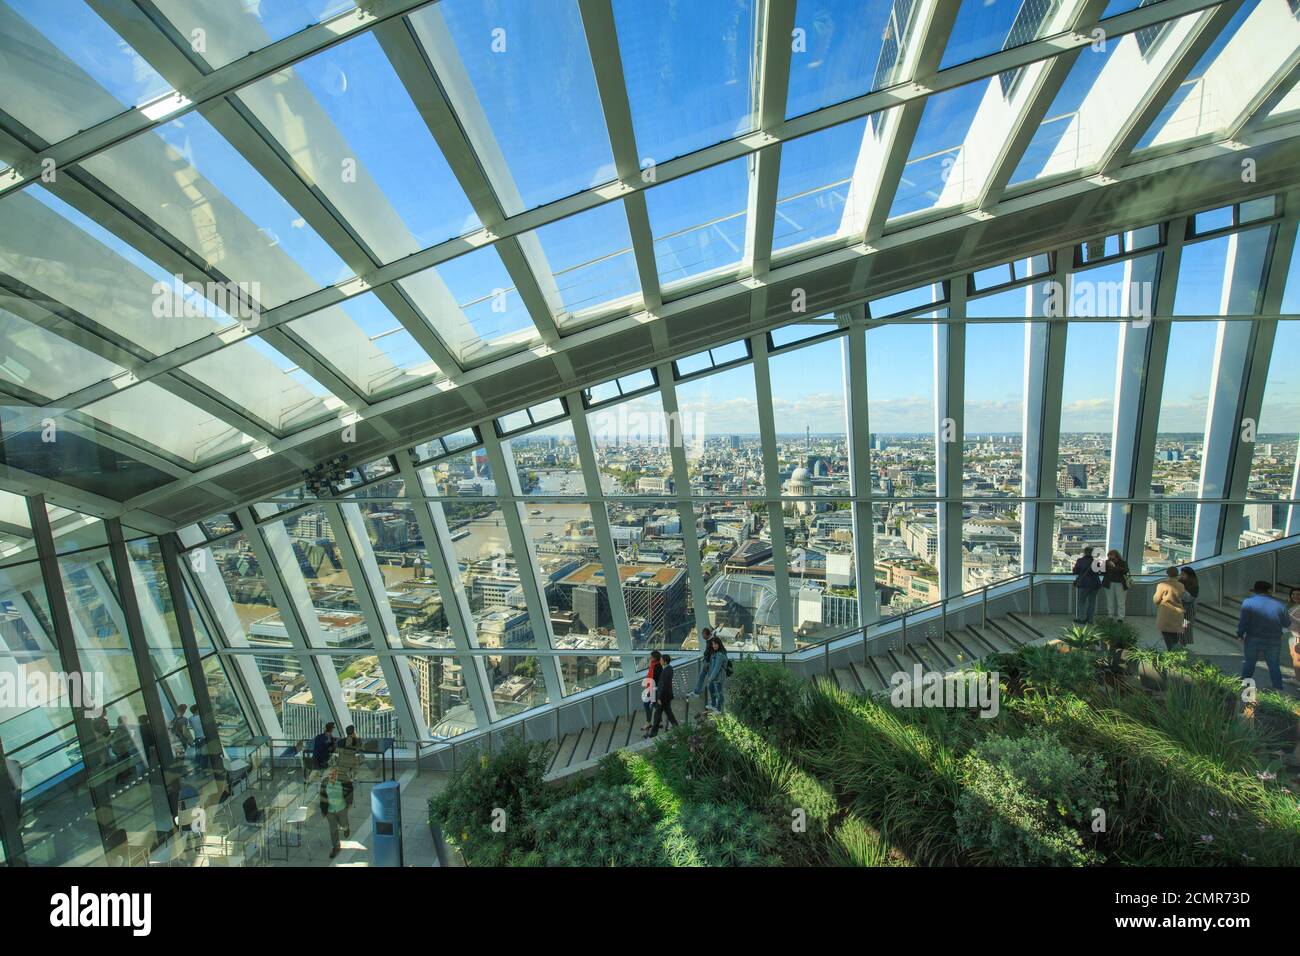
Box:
0;0;1293;509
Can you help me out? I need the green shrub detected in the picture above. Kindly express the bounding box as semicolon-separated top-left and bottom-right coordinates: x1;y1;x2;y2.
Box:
726;659;807;745
707;715;839;864
1016;644;1098;698
658;802;782;867
955;757;1098;866
828;815;909;867
798;681;965;865
427;735;553;866
531;784;664;867
970;729;1116;826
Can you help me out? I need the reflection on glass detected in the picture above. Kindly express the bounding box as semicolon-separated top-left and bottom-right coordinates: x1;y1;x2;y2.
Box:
645;157;750;289
411;0;615;214
531;201;640;320
236;30;479;261
786;0;913;119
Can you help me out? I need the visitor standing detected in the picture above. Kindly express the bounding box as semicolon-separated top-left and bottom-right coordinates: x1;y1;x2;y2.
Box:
705;637;729;713
688;628;714;701
1152;567;1187;651
1072;546;1104;624
311;722;337;775
1237;581;1290;692
1103;549;1130;620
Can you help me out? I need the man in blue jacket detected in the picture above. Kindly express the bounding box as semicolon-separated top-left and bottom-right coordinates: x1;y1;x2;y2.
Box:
1238;581;1291;692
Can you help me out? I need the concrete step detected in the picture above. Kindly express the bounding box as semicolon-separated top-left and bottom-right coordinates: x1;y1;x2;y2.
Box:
966;625;1016;654
906;640;946;673
832;666;865;694
927;636;968;668
865;654;896;689
852;660;886;693
984;618;1029;648
1006;612;1047;642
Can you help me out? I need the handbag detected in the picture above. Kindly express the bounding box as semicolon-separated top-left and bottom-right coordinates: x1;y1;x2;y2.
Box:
641;684;654;704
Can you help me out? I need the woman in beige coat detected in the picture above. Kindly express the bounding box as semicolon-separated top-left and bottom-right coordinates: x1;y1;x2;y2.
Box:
1152;566;1187;650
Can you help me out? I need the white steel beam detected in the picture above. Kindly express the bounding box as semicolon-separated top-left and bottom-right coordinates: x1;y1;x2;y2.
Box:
749;332;797;651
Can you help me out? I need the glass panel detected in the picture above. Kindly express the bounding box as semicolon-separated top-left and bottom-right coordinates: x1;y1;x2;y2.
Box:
411;0;615;214
1056;322;1119;496
558;656;622;696
962;503;1024;592
523;501;616;655
786;0;912;119
400;245;540;363
673;364;764;495
401;654;478;738
1135;0;1278;151
588;390;676;497
940;0;1056;71
487;654;549;719
125;538;186;678
1053;322;1120;572
866;323;937;497
366;496;456;652
869;281;944;317
889;84;984;219
772;117;870;254
0;0;172;143
58;548;143;702
1145;321;1216;571
1174;228;1270;317
235;30;480;262
153;0;357;71
78;380;255;465
178;338;338;433
645;157;749;289
531;201;641;321
1010;39;1115;185
0;307;125;401
327;653;399;738
769;336;849;498
439;476;539;650
963;323;1025;498
1241;320;1299;549
80;112;351;308
789;502;859;642
274;508;373;649
612;0;756;163
0;189;235;357
604;503;693;651
288;294;440;398
199;654;255;747
505;421;591;496
255;652;322;741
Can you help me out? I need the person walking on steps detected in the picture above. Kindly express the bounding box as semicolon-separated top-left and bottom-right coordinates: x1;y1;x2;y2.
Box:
641;650;662;736
704;636;730;713
647;655;678;738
